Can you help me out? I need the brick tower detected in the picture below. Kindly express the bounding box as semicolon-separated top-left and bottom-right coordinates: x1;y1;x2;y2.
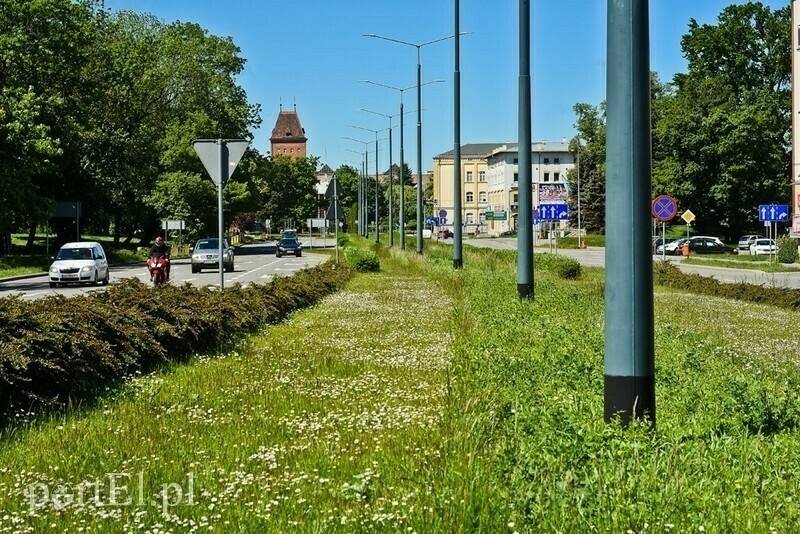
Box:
270;103;307;158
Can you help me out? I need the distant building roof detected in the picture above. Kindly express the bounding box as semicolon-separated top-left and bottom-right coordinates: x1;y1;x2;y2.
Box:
317;164;334;175
491;141;571;155
270;110;307;143
433;143;506;159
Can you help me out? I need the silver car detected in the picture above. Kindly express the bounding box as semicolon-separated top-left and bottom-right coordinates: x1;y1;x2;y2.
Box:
191;238;234;273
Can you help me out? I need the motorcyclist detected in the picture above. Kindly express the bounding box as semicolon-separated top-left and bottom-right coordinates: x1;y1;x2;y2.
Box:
149;236;171;280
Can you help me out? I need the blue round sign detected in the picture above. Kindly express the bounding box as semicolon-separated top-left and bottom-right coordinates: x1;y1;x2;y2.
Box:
652;195;677;222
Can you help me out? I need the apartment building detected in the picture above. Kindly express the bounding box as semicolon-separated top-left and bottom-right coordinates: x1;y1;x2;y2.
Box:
434;141;575;235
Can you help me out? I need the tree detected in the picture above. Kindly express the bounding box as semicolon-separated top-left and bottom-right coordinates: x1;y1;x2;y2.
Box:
653;2;790;240
567;103;607;233
257;155;320;228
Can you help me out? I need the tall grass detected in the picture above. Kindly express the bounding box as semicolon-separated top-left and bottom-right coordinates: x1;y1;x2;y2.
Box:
2;241;800;531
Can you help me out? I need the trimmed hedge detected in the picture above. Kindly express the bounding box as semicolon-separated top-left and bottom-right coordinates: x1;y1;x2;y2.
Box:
653;260;800;309
778;237;799;264
0;261;351;420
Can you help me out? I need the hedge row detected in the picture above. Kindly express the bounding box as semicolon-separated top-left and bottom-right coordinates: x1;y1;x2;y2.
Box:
0;261;351;420
654;260;800;309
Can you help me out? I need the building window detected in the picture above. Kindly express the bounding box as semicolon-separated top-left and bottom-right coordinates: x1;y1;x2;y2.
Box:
543;172;550;182
479;191;487;203
513;193;518;204
554;157;560;164
479;171;486;182
513;172;519;183
543;157;549;164
513;158;518;164
466;213;474;224
554;172;560;181
466;171;473;182
466;192;474;203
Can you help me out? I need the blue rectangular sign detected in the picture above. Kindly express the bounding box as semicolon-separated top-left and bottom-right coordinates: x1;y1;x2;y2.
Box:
758;204;789;222
537;203;569;221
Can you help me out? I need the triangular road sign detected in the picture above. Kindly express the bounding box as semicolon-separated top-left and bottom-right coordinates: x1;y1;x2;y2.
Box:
325;178;343;199
193;139;250;186
325;200;343;221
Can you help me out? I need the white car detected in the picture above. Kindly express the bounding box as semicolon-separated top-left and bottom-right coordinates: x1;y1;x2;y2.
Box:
49;241;110;287
749;238;777;256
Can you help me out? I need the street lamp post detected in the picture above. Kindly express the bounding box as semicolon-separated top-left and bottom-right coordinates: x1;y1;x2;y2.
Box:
345;148;366;236
350;125;388;243
364;32;465;254
343;136;372;237
361;79;445;250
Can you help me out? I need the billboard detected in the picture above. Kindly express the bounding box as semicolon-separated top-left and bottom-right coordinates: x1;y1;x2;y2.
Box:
538;184;568;204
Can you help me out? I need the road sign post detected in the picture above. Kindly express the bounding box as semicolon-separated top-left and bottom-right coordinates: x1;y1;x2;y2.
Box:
193;139;249;291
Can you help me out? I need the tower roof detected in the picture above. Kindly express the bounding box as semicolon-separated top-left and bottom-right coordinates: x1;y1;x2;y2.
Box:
270;110;307;143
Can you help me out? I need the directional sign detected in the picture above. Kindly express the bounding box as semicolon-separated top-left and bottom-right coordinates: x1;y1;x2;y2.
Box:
537;203;569;221
758;204;789;222
652;195;677;222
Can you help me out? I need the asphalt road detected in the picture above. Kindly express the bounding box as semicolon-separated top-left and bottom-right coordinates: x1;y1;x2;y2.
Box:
461;237;800;289
0;242;329;301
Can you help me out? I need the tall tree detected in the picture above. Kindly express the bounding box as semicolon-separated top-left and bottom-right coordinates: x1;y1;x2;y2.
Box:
567;103;607;233
257;155;320;229
654;2;790;240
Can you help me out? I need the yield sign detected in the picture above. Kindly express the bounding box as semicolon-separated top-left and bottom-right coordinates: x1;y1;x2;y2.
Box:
193;139;250;186
325;178;343;199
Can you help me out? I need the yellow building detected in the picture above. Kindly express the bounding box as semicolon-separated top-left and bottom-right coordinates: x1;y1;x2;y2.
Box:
432;144;500;233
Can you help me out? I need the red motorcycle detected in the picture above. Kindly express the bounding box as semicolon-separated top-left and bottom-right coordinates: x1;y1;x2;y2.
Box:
147;254;170;285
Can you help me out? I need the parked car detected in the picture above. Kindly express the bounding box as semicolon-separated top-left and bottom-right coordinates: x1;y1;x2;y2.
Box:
737;234;765;253
276;237;302;257
652;237;675;253
687;236;725;254
49;241;110;288
437;229;454;239
657;238;688;256
500;230;517;237
191;238;234;273
749;238;777;256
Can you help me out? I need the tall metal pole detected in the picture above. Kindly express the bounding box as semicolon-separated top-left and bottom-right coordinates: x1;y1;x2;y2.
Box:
605;0;655;426
577;137;582;247
400;99;405;249
358;155;363;236
388;124;394;246
416;49;424;254
365;149;370;238
375;132;380;243
217;139;226;290
453;0;463;269
517;0;533;299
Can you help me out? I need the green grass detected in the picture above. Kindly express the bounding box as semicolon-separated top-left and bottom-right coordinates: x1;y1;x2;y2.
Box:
0;256;49;277
682;254;799;272
3;240;800;530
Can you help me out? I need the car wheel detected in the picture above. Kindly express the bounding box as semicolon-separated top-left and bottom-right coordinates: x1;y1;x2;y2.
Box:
49;282;56;288
91;270;100;286
192;265;200;273
102;269;110;285
226;263;234;272
296;251;302;257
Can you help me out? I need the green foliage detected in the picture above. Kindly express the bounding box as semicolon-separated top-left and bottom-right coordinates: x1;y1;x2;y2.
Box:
257;155;320;227
344;247;380;272
653;3;790;240
0;261;351;420
653;260;800;309
337;234;350;247
778;237;798;264
535;253;581;279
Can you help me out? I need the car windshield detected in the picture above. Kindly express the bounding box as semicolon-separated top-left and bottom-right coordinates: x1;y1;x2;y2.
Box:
196;240;219;249
281;239;298;246
755;239;772;246
56;248;93;260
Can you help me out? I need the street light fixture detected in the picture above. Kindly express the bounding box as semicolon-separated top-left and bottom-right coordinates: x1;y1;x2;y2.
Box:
360;79;444;250
363;32;468;254
349;124;389;243
360;107;417;247
343;136;372;237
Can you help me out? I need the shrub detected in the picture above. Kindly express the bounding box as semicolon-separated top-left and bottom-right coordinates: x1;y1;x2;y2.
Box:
778;237;798;264
344;247;380;272
535;253;581;279
337;234;350;247
0;261;352;421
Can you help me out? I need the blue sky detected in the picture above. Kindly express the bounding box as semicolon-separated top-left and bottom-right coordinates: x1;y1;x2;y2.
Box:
104;0;787;174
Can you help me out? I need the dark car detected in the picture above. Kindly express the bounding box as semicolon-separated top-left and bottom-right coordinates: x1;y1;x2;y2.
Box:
437;229;454;239
276;237;302;257
687;236;725;254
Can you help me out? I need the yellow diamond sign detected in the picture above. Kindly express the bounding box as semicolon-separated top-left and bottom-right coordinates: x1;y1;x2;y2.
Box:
681;210;695;224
